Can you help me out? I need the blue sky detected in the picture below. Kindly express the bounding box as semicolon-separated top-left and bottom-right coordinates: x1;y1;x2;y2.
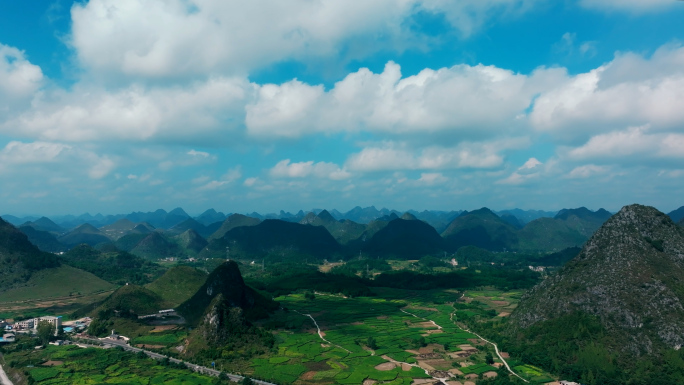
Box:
1;0;683;216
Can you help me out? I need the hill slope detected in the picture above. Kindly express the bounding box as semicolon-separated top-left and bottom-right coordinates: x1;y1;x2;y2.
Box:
669;206;684;223
202;219;341;261
359;218;445;258
58;223;111;248
510;205;684;363
18;225;67;253
442;208;519;251
299;210;365;245
0;217;61;290
146;265;207;306
208;214;260;241
93;284;171;316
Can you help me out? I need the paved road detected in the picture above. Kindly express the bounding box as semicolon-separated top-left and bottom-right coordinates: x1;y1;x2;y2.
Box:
0;362;13;385
79;338;276;385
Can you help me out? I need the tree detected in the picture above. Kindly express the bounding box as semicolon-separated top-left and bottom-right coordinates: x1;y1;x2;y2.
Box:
241;377;253;385
485;352;495;365
367;336;378;350
36;320;55;346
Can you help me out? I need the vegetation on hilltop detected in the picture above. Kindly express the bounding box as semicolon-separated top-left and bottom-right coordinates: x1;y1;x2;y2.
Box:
145;265;207;305
0;217;61;290
57;223;111;247
61;244;165;285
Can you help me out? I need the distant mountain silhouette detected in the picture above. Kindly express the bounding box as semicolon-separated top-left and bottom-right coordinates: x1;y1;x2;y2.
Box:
208;214;261;241
360;218;445;258
195;209;227;226
668;206;684;223
58;223;111;248
130;232;181;259
201;219;341;260
22;217;64;234
18;226;66;253
299;210;365;245
442;208;519;251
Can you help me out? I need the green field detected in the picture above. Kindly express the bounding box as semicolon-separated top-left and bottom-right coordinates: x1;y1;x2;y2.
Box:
0;265;117;302
2;345;217;385
239;289;528;384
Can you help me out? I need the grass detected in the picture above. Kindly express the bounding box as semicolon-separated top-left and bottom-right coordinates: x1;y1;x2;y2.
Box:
3;345;217;385
145;266;207;306
0;265;117;302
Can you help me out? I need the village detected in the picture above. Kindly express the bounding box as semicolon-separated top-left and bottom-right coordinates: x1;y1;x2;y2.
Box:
0;315;91;344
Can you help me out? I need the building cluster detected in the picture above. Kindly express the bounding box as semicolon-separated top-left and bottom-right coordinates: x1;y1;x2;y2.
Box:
0;316;92;343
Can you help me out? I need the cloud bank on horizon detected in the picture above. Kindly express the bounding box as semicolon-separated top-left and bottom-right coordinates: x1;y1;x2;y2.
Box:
0;0;683;215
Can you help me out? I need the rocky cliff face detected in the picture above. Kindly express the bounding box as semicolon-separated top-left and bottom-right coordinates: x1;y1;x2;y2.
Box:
510;204;684;356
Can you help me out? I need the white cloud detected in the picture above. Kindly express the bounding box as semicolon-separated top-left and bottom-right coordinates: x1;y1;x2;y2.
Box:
346;139;528;172
0;44;43;115
417;172;448;185
198;167;242;190
69;0;541;80
247;61;561;138
566;164;610;179
567;125;684;161
187;149;210;158
531;45;684;139
579;0;675;13
498;157;544;185
1;77;250;143
0;141;115;179
270;160;351;180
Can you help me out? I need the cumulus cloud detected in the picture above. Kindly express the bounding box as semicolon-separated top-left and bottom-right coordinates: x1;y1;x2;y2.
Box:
567;125;684;161
247;61;561;138
531;45;684;139
69;0;541;80
1;77;250;143
270;159;351;180
0;44;43;114
0;141;115;179
346;139;528;172
417;172;448;185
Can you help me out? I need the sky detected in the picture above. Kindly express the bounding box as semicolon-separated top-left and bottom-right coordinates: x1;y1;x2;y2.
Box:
1;0;684;216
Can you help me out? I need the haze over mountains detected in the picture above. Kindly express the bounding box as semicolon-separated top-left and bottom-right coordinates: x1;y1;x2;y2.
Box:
2;205;683;264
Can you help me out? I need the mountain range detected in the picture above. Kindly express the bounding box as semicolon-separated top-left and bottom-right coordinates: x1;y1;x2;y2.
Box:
0;205;647;261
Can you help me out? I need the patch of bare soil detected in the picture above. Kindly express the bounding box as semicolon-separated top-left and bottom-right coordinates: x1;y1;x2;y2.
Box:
497;312;511;317
491;301;509;306
300;371;316;380
500;352;510;358
41;361;63;366
151;325;176;333
464;381;476;385
425;329;443;334
414;321;438;328
447;381;464;385
429;370;450;378
351;321;364;325
483;371;498;378
449;368;463;375
401;363;412;371
423;359;450;369
375;362;396;371
417;361;435;371
410;380;433;385
467;339;485;346
363;380;377;385
405;349;420;354
458;344;477;351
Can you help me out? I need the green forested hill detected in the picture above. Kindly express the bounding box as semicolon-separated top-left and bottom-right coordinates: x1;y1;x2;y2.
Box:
62;244;165;285
359;218;445;258
18;225;67;253
442;208;519;251
0;217;61;290
507;204;684;383
58;223;111;247
299;210;365;245
207;213;260;240
146;265;207;305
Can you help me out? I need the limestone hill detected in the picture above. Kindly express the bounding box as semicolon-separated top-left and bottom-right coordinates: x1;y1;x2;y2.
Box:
58;223;111;248
510;205;684;361
442;208;519;251
359;218;446;258
130;232;181;259
299;210;365;245
146;265;207;306
177;261;277;326
669;206;684;223
174;229;208;255
93;284;171;316
18;225;66;253
0;217;61;290
207;214;260;241
201;219;341;261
